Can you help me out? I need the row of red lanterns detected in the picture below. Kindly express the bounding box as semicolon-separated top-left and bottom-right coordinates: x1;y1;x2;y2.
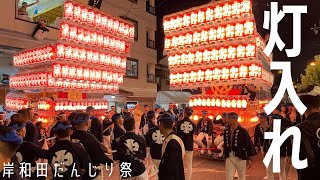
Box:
13;45;55;66
64;1;134;39
60;23;129;52
52;63;124;84
56;44;126;70
54;100;109;111
163;0;251;32
164;21;254;50
170;64;262;85
10;72;120;93
13;44;127;71
168;43;256;67
189;96;248;109
5;97;29;111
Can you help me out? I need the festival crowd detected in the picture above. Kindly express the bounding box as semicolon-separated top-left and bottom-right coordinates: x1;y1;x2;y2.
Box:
0;86;319;180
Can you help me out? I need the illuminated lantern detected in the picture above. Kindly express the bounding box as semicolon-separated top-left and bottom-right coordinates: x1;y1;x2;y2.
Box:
201;97;206;106
73;5;82;21
210;98;215;106
69;66;76;79
216;26;225;40
81;7;88;22
221;67;230;80
200;30;208;43
206;98;211;107
178;35;185;47
190;71;197;83
239;65;248;78
222;3;232;18
203;49;211;62
123;24;129;37
238;117;243;123
205;69;213;82
225;24;235;38
250;117;259;123
241;0;251;15
237;45;246;58
181;53;187;65
107;17;114;32
235;23;244;37
189;52;196;64
61;23;70;39
242;99;248;108
230;66;239;79
206;7;214;22
57;44;65;58
64;1;74;19
214;5;223;19
53;64;62;78
61;65;69;78
198;9;205;24
175;54;181;65
176;16;183;29
226;99;231;108
97;34;104;47
69;26;77;40
184;33;193;46
77;28;84;42
236;99;242;108
182;72;190;84
191;11;198;25
183;13;191;27
211;49;219;62
164;38;171;50
216;98;221;107
163;19;170;31
197;70;204;82
249;64;258;77
244;21;254;35
197;98;202;106
84;30;91;44
208;28;217;42
129;26;135;39
232;1;241;17
212;68;221;80
101;15;108;28
65;46;72;59
193;31;201;44
169;18;176;30
170;73;176;85
113;20;119;33
171;36;178;48
246;44;256;57
119;22;124;35
227;46;236;59
231;99;237;108
76;67;83;80
95;13;102;27
189;99;193;107
193;115;199;121
219;47;228;60
195;51;203;63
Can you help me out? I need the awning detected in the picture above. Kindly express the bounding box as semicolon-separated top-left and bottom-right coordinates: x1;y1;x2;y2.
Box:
156;91;191;104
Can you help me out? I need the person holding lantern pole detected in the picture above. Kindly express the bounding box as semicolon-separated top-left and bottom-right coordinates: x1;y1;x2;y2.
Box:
195;110;213;155
176;107;196;180
223;112;256;180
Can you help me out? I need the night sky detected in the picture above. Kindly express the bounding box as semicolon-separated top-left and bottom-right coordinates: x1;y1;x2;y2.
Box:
156;0;320;82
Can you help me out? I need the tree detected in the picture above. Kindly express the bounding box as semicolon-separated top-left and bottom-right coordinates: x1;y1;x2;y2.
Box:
297;55;320;90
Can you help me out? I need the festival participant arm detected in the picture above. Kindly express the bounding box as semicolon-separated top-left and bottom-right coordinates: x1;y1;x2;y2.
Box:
28;141;49;159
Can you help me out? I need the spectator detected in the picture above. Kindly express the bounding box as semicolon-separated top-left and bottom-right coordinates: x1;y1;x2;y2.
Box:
0;126;23;179
133;104;143;134
18;0;39;21
242;84;257;101
33;18;49;40
0;112;6;126
158;115;185;180
139;105;150;135
18;109;39;145
50;112;66;138
297;86;320;180
9;121;47;180
87;106;103;143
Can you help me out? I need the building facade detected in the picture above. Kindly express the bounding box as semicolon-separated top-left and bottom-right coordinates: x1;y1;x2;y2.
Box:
0;0;157;110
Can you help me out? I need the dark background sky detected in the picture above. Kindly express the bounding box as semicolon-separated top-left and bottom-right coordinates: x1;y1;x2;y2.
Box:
155;0;320;82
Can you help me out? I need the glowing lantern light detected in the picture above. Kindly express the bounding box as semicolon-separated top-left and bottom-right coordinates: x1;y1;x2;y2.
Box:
246;44;256;57
210;98;215;106
189;99;193;107
163;19;170;31
226;24;235;38
232;1;241;17
214;5;223;19
198;9;205;24
208;28;217;42
219;47;228;60
206;7;214;22
236;99;242;108
200;30;208;43
227;46;236;59
61;23;70;39
235;23;244;37
95;13;102;27
242;99;248;108
244;21;254;35
237;117;243;123
237;45;246;58
210;49;219;61
80;7;88;22
193;115;199;121
231;99;237;108
191;11;198;25
208;115;214;120
212;68;221;80
201;98;207;106
216;98;221;107
195;51;203;63
183;13;191;27
217;26;225;40
64;1;74;19
205;69;213;81
222;3;232;18
226;99;231;108
241;0;251;15
176;16;183;29
206;98;211;106
221;67;230;80
230;66;239;79
250;116;259;123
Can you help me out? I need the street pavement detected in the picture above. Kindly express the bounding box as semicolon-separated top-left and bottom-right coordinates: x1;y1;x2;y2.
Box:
191;151;298;180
